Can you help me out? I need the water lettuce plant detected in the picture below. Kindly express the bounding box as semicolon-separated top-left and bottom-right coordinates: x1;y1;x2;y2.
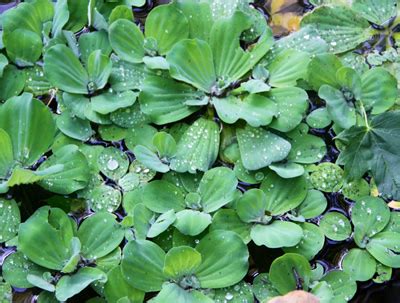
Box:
0;0;400;302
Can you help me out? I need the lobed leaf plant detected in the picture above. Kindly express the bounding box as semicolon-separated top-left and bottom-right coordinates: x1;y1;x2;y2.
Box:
0;0;400;302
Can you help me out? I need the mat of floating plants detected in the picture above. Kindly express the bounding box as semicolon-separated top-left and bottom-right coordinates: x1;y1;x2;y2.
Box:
0;0;400;302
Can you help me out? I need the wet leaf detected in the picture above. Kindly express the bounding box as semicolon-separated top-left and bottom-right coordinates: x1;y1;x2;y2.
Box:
237;125;291;171
269;253;311;294
319;212;352;241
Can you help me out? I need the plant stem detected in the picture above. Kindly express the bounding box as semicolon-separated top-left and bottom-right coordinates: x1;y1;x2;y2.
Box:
359;102;371;130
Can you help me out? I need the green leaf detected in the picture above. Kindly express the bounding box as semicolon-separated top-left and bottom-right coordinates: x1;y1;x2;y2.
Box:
269;253;311;294
163;246;202;279
170;118;220;173
307;53;343;91
0;93;55;166
301;5;373;54
342;179;370;200
296;190;327;219
0;198;20;243
55;267;107;302
88;184;122;213
109;19;145;63
352;0;396;26
237;125;291;171
284;223;325;260
18;207;75;271
361;67;398;114
151;282;213;303
0;129;13;178
87;50;112;91
319;212;352;241
79;31;112;65
133;145;170;173
153;132;177;158
121;240;166;292
318;85;356;129
287;125;326;164
267;49;310;87
311;281;334;303
213;281;253;303
210;11;272;83
251;221;303;248
24;65;52;96
44;44;89;94
78;212;124;259
139;75;202;124
142;180;185;213
310;163;344;192
174;210;212;236
209;209;251;243
366;232;400;268
342;248;376;281
306;108;332;129
0;65;25;100
373;263;392;284
104;266;144;303
52;0;69;37
260;171;308;215
132;204;153;240
236;189;266;223
125;124;158;151
109;5;134;24
198;167;238;213
64;0;88;32
167;39;216;92
148;210;177;238
195;231;249;288
2;252;47;288
91;91;137;115
97;147;129;180
5;29;42;66
213;94;277;127
26;274;55;292
351;197;390;247
253;273;280;302
6;168;43;187
145;4;189;55
336;66;362;99
269;162;305;179
336;111;400;199
268;87;309;132
38;145;90;194
321;271;357;302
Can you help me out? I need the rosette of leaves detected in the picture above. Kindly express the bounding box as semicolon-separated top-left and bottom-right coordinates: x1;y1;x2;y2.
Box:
253;253;357;303
121;230;249;303
220;122;326;183
211;172;325;258
2;206;132;301
307;53;398;130
301;0;398;54
137;3;274;123
1;0;54;67
0;93;90;194
132;117;220;174
133;167;238;237
342;196;400;280
44;31;143;141
71;143;156;213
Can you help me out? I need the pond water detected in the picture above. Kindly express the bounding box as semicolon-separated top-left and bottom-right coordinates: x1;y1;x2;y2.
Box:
0;0;399;302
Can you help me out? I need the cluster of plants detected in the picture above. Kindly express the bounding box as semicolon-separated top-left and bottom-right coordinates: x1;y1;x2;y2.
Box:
0;0;400;302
